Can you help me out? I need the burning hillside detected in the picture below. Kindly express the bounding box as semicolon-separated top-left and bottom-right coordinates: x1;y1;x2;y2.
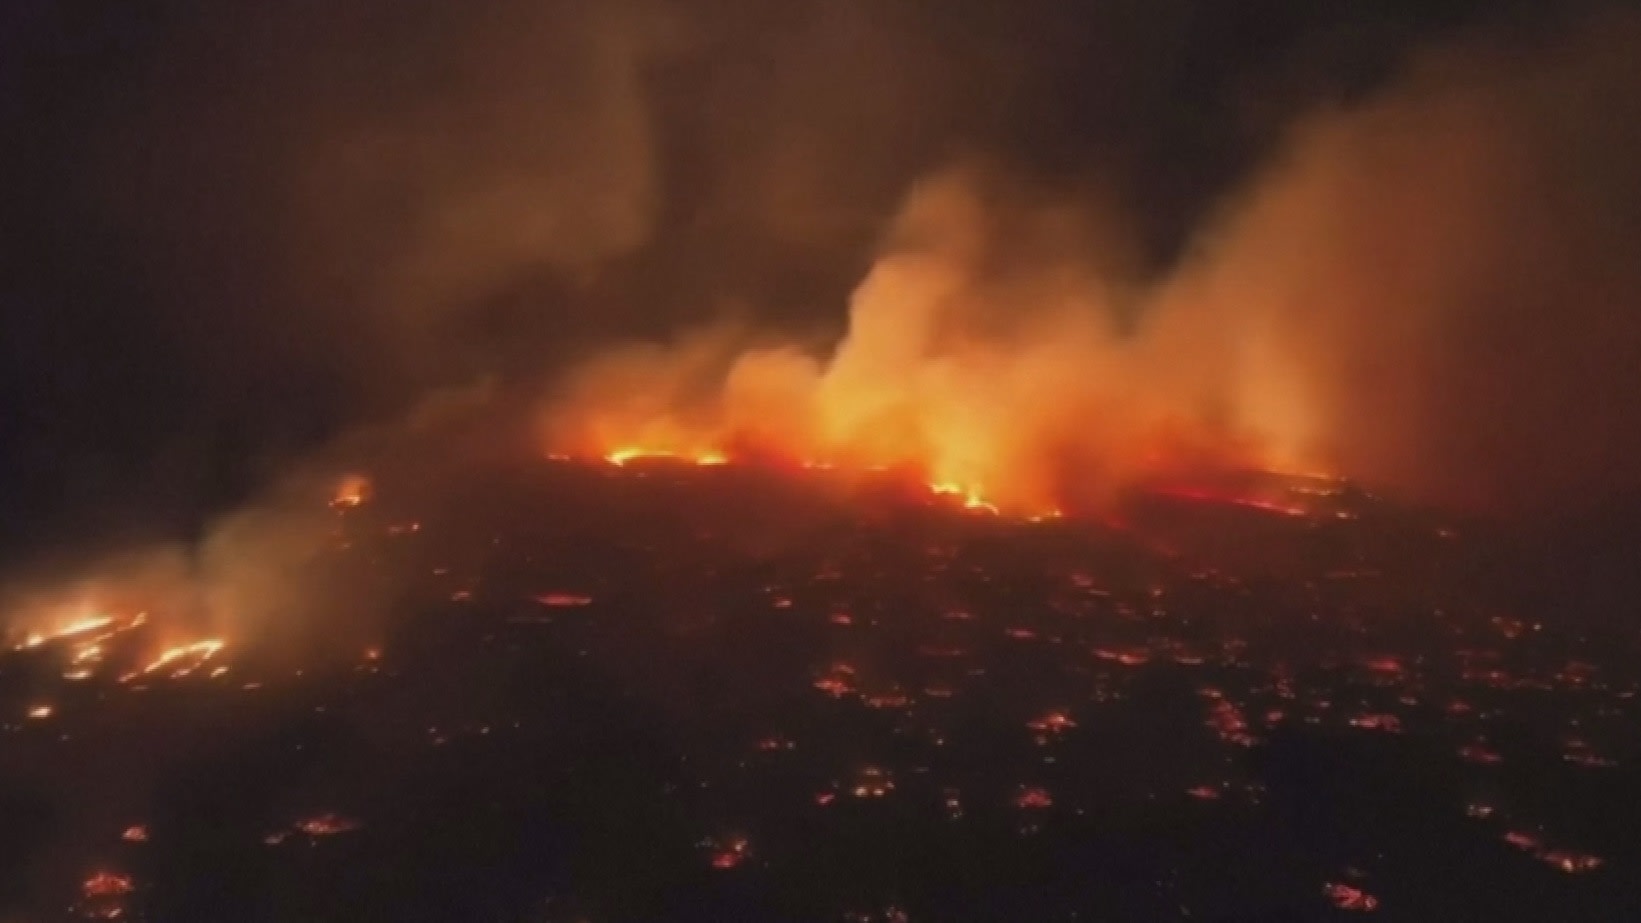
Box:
2;456;1637;921
542;168;1321;518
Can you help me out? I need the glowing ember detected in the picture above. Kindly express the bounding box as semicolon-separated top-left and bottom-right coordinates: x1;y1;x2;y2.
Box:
26;704;53;720
49;615;112;639
121;825;148;843
127;639;226;680
1541;850;1604;874
1014;786;1054;809
1026;710;1076;736
1324;882;1380;912
1503;830;1543;851
13;614;115;651
1361;656;1404;674
81;871;134;899
813;663;858;698
1348;713;1403;733
294;813;360;838
929;481;1000;515
863;692;911;710
704;836;751;870
604;448;730;467
536;593;593;607
331;473;371;508
852;767;896;798
1093;647;1150;666
1458;743;1503;765
1202;692;1257;747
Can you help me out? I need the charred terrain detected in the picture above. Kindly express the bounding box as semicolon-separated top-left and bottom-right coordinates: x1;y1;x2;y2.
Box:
2;457;1637;922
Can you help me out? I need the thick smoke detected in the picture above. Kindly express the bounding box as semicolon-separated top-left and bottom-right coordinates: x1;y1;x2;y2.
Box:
545;165;1278;512
1165;7;1641;511
4;0;1639;605
545;7;1641;516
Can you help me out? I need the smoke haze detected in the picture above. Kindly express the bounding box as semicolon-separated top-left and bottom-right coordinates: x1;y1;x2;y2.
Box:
545;5;1641;515
4;0;1640;569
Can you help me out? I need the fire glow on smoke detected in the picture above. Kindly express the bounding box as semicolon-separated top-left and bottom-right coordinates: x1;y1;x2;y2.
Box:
541;171;1331;517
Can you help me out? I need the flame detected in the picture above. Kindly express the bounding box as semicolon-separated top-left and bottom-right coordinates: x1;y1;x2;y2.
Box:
124;639;226;681
604;447;730;467
331;473;372;508
929;481;1001;515
542;171;1331;514
12;613;115;651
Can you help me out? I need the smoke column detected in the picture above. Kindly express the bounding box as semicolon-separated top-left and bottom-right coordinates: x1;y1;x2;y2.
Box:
544;7;1641;517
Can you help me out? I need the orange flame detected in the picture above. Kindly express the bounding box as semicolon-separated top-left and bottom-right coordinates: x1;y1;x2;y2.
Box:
541;171;1329;515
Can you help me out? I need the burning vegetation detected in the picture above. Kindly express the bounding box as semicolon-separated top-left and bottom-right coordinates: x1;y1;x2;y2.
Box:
540;168;1326;518
0;456;1629;920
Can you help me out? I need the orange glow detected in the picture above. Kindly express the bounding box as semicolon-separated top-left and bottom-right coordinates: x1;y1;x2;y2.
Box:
1323;882;1379;912
603;447;731;467
13;613;114;651
705;835;752;870
536;593;593;607
124;639;226;681
1014;786;1054;809
1542;850;1604;874
929;481;1002;515
82;871;134;899
538;171;1341;517
331;473;371;508
295;813;360;837
1027;711;1076;734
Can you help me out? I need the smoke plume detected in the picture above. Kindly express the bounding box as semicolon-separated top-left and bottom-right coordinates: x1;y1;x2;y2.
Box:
544;7;1641;516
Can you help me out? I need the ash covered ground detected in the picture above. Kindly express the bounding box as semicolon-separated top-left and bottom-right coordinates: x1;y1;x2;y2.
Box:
2;460;1638;922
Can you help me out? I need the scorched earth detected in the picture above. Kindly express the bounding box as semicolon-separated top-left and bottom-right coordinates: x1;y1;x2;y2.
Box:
1;457;1636;922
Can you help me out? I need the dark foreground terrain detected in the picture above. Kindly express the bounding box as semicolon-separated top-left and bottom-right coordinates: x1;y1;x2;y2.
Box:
2;459;1638;921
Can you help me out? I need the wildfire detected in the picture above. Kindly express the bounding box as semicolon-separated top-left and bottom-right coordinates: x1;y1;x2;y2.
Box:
123;639;226;681
13;613;115;651
603;447;729;467
331;473;371;508
929;481;1000;515
538;171;1348;519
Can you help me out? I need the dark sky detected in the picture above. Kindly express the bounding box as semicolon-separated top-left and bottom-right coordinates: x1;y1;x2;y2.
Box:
0;0;1619;563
